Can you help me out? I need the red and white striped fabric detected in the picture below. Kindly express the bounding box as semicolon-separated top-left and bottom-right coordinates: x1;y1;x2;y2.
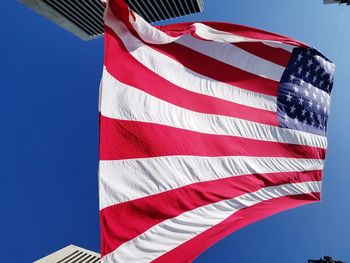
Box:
99;0;334;262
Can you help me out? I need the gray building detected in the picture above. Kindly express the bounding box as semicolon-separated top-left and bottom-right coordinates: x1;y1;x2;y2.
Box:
19;0;204;40
34;245;100;263
324;0;350;5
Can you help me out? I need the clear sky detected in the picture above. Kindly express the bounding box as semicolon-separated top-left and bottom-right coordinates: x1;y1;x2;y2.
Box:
1;0;349;262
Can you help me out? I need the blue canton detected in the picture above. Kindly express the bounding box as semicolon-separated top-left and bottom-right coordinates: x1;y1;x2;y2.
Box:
277;47;335;136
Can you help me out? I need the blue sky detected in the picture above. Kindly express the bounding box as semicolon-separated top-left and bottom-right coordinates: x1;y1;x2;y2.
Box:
1;0;349;262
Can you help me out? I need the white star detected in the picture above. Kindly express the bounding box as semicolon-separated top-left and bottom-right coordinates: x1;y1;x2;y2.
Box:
298;97;304;105
319;80;324;86
290;105;296;114
309;101;313;108
297;66;303;74
315;65;321;72
321;71;327;77
290;74;296;81
297;53;303;62
304;89;309;97
306;49;311;55
307;59;313;67
300;79;304;86
301;109;307;116
305;71;310;78
303;119;308;125
294;117;299;125
311;121;315;127
316;104;320;110
283;113;289;121
313;76;317;83
293;85;299;93
286;92;292;102
310;112;314;118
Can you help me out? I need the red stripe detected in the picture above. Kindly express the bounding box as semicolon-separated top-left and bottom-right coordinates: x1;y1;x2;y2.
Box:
99;116;326;161
234;42;291;67
147;40;280;97
100;172;321;256
156;21;307;47
104;27;278;126
154;192;319;263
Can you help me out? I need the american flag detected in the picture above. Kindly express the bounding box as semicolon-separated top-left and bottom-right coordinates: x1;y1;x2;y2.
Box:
99;0;335;262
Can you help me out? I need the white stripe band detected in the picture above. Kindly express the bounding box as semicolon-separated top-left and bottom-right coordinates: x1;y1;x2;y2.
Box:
106;8;278;112
128;9;295;53
176;35;285;82
189;22;295;52
99;155;323;208
102;181;320;262
100;68;327;149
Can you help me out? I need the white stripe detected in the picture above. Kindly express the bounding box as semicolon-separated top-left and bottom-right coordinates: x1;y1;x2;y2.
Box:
190;22;295;53
264;41;294;51
100;68;327;149
99;155;324;209
129;10;180;44
102;181;320;262
128;9;295;53
176;35;285;82
105;8;277;112
130;11;286;82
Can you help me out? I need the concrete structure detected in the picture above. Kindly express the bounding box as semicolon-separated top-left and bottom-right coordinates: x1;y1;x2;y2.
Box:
308;256;344;263
19;0;204;40
324;0;350;5
34;245;100;263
